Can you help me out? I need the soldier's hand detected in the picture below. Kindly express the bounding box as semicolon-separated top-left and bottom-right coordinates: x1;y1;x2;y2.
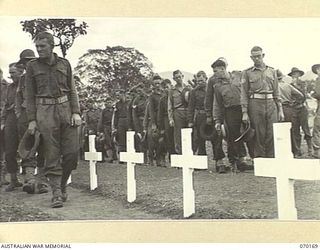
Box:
0;124;5;131
151;123;157;131
28;121;37;135
215;123;222;135
242;112;249;124
188;123;193;128
71;113;81;127
278;110;285;122
169;120;174;127
206;117;213;125
128;128;133;131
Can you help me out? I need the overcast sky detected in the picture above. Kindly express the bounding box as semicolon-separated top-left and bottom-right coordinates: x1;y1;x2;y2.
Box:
1;17;320;80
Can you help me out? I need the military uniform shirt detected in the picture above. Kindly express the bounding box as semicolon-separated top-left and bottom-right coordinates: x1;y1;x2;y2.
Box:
187;85;206;124
240;65;280;113
25;53;80;122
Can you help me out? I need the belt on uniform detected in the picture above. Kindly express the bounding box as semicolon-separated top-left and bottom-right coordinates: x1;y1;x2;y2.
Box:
36;95;69;105
249;93;273;99
195;109;206;114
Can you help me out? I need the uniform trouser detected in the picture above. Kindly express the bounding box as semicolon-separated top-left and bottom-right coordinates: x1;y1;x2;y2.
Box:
117;117;128;153
312;102;320;150
147;122;160;163
163;115;176;156
0;123;5;169
104;126;113;151
18;110;37;168
282;105;299;155
134;117;147;153
36;102;79;176
210;133;225;161
173;109;189;154
224;106;247;163
193;112;207;155
4;111;19;173
291;106;312;155
248;99;278;158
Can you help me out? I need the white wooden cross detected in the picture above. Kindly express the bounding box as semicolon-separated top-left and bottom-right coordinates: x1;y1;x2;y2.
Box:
119;131;144;203
85;135;102;190
254;122;320;220
171;128;208;218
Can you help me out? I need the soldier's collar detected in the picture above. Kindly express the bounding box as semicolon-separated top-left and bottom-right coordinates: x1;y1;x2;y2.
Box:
38;53;58;66
252;64;267;71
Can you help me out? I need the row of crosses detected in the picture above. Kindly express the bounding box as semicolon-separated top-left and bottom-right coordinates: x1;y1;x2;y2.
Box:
83;123;320;220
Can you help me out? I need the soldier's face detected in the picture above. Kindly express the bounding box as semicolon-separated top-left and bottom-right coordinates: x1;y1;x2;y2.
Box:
173;72;184;84
213;66;226;78
197;74;207;85
291;72;301;79
317;68;320;76
250;52;264;66
9;66;22;83
35;38;53;59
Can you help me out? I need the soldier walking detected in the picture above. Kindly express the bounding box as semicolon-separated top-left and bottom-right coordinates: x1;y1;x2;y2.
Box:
25;32;81;208
240;46;284;159
16;49;49;194
1;63;24;191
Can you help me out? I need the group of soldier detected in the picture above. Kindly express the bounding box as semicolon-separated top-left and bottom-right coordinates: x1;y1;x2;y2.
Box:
1;35;320;210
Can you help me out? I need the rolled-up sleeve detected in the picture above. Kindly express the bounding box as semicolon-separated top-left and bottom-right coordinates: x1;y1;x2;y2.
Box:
67;62;80;114
240;70;249;114
25;63;37;122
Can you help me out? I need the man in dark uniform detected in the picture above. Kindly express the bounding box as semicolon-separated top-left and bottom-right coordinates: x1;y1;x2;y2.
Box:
288;67;312;157
25;32;81;208
1;63;24;191
146;75;163;166
157;79;175;165
168;70;190;154
211;59;249;172
97;97;116;163
131;83;148;163
204;58;227;172
0;68;9;186
16;49;48;194
188;71;208;155
83;99;101;152
241;46;284;159
113;89;131;158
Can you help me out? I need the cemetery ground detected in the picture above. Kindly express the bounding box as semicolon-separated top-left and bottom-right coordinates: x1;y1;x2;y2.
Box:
1;141;320;222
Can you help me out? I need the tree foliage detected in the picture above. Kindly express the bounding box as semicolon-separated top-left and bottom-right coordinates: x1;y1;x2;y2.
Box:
21;18;88;57
74;46;154;105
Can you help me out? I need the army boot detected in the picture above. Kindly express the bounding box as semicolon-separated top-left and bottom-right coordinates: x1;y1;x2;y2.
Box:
216;159;226;174
312;147;320;159
61;169;72;202
5;172;23;192
236;157;248;172
0;166;9;185
35;167;49;194
22;166;36;194
48;175;63;208
106;149;113;163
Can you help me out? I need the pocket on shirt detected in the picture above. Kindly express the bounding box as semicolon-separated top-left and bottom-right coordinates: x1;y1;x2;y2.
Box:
56;67;68;86
33;71;47;94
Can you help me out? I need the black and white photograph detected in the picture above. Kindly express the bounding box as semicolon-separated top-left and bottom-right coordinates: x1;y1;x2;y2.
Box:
1;16;320;225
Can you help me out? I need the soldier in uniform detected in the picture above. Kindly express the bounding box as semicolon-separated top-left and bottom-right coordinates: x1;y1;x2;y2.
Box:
83;99;101;153
25;32;81;208
277;69;305;157
311;64;320;158
240;46;284;159
188;71;208;155
288;67;312;157
131;83;149;163
16;49;49;194
113;89;131;159
0;68;9;186
157;79;175;165
146;75;163;166
97;97;116;163
205;58;227;172
168;70;190;154
1;63;24;191
211;60;249;172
